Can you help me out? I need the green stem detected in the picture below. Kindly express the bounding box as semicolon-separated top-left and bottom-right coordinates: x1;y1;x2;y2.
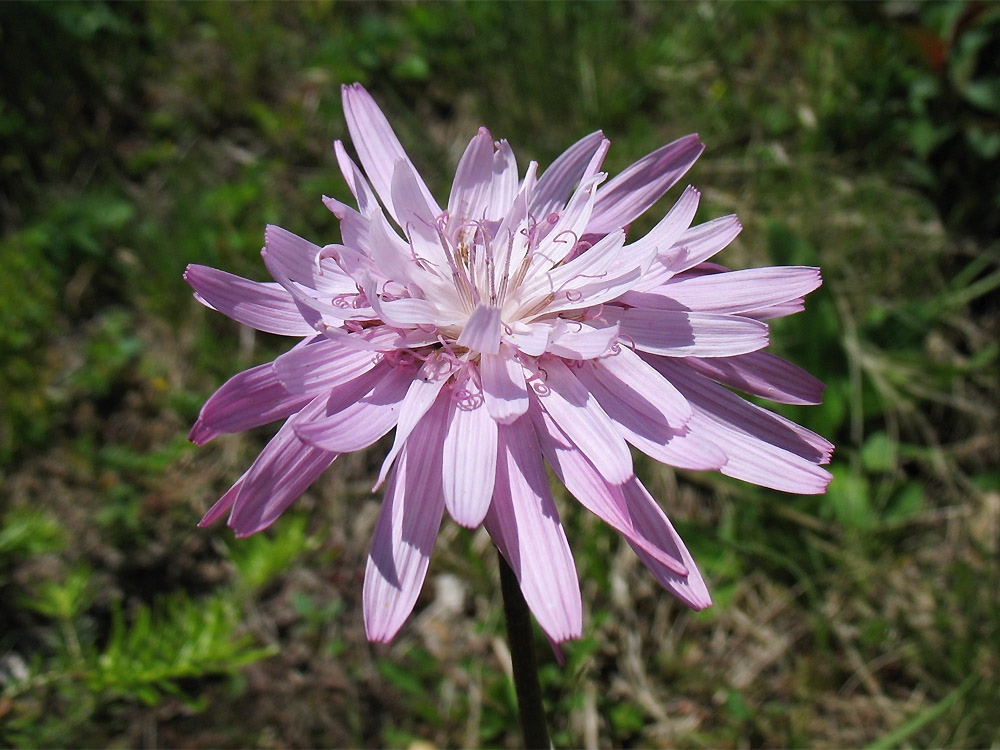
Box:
498;549;551;749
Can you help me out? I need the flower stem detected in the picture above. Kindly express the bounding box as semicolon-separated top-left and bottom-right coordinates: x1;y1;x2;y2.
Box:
498;549;551;749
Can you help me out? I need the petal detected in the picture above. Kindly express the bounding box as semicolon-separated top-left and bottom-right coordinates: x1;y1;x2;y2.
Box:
573;356;725;471
264;225;356;296
389;158;448;270
480;347;530;424
442;377;498;527
363;394;449;643
606;308;770;357
646;356;834;493
531;407;687;576
683;351;826;405
189;357;315;445
531;130;608;219
485;139;519;221
456;303;502;354
591;346;691;427
620;479;712;609
531;407;712;609
633;266;823;314
587;134;704;234
484;420;582;642
668;214;743;273
184;265;315;336
374;354;454;489
530;173;602;272
273;335;384;394
294;363;415;452
545;319;620;360
227;395;338;536
198;470;245;527
448;127;495;224
531;357;633;485
341;83;442;223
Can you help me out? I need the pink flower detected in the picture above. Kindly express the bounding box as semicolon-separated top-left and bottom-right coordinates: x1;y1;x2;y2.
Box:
187;83;832;644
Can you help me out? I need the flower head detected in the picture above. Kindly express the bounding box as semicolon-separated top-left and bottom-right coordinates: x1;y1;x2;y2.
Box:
187;83;832;643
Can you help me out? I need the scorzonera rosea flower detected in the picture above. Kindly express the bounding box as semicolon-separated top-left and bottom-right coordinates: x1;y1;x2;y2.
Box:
187;83;833;644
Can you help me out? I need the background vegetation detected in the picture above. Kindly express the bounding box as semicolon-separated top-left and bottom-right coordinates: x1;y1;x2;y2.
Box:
1;1;998;747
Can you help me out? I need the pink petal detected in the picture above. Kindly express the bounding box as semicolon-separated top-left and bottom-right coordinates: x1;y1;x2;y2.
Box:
198;471;245;527
341;83;442;223
184;265;315;336
227;396;338;536
485;139;519;221
502;323;550;357
531;130;607;219
294;363;415;452
442;377;498;527
668;214;743;273
531;174;601;271
587;134;704;234
620;479;712;609
264;225;356;296
588;346;691;428
532;407;688;576
456;304;502;354
573;357;724;471
545;320;620;360
374;354;454;489
389;159;447;270
480;347;530;424
621;185;700;271
531;357;633;485
647;356;834;493
636;266;822;314
189;357;315;446
683;351;826;405
333;140;379;217
363;391;449;643
448;127;495;224
484;421;582;643
607;308;769;357
273;335;383;394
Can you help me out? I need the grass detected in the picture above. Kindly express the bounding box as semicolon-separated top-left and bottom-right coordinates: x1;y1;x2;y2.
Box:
1;1;998;747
